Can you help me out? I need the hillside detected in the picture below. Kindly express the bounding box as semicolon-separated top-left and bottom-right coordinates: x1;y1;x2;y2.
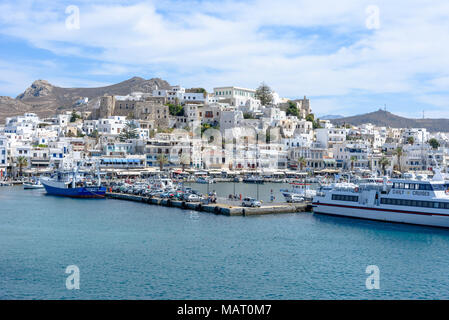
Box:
331;110;449;132
0;77;171;121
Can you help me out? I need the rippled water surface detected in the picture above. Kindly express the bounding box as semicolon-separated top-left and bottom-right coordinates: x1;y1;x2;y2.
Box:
1;186;449;299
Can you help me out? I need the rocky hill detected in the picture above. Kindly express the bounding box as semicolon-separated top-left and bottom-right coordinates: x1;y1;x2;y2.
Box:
0;77;171;121
331;109;449;132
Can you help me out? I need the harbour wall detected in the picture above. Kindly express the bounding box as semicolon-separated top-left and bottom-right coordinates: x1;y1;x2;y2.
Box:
105;192;312;216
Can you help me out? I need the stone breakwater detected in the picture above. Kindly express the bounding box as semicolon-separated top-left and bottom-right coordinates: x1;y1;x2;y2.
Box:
106;192;312;216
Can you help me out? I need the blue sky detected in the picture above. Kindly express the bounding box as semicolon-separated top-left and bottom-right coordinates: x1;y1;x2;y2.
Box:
1;0;449;118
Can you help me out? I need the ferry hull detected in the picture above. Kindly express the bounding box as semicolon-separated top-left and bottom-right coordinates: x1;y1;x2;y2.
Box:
42;182;106;198
312;202;449;228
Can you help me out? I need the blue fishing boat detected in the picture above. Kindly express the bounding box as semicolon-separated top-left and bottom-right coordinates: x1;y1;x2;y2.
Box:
41;168;106;198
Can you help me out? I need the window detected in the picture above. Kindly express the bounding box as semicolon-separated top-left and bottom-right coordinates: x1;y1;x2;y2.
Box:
381;198;449;209
332;194;358;202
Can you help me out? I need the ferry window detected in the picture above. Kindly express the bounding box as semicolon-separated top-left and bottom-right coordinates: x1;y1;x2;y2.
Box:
414;184;420;190
434;202;440;208
411;200;417;207
399;183;404;189
444;203;449;209
404;184;409;189
404;200;411;206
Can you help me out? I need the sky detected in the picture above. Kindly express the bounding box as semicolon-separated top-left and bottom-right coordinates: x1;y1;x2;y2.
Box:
0;0;449;118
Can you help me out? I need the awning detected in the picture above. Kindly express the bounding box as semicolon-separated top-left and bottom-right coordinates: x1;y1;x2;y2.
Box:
116;171;141;176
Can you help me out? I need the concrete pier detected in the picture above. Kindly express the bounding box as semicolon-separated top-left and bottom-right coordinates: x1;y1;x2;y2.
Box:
106;192;311;216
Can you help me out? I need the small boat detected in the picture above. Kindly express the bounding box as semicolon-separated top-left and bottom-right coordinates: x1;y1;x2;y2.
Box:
196;177;213;184
23;180;44;189
281;182;317;201
243;176;264;184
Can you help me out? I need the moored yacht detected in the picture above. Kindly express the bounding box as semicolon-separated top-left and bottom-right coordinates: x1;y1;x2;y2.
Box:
312;171;449;228
281;182;316;201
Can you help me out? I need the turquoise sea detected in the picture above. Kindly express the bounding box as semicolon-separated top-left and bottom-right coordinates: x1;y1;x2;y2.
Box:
1;186;449;299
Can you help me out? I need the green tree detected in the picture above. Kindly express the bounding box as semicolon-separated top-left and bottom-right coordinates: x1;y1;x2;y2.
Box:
394;147;403;172
407;136;415;145
76;129;85;137
157;154;169;172
305;113;315;122
313;118;322;129
15;156;28;177
350;156;357;171
167;103;184;116
298;156;306;171
70;110;81;122
428;138;440;150
201;123;219;134
119;121;139;141
379;156;390;175
286;101;300;117
243;112;255;119
255;82;273;106
89;130;99;139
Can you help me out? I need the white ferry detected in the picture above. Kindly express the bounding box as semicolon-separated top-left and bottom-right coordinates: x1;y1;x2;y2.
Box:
312;172;449;228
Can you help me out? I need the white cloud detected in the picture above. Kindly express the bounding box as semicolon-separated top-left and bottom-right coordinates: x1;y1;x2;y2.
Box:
0;0;449;115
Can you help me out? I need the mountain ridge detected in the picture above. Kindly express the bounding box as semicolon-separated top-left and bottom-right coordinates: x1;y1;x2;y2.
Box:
0;77;171;121
330;109;449;132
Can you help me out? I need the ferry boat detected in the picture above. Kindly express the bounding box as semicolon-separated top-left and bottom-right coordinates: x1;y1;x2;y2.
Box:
40;168;106;198
312;171;449;228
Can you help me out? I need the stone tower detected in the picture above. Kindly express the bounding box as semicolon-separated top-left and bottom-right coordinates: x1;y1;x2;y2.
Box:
99;95;116;119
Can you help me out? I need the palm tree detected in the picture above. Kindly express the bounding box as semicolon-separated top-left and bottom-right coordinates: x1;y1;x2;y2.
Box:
157;154;168;172
15;156;28;177
298;156;306;171
180;154;190;172
379;156;390;175
407;136;414;145
394;147;403;172
350;156;357;171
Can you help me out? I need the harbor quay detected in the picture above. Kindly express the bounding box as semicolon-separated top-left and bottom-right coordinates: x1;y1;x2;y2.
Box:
105;191;312;216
